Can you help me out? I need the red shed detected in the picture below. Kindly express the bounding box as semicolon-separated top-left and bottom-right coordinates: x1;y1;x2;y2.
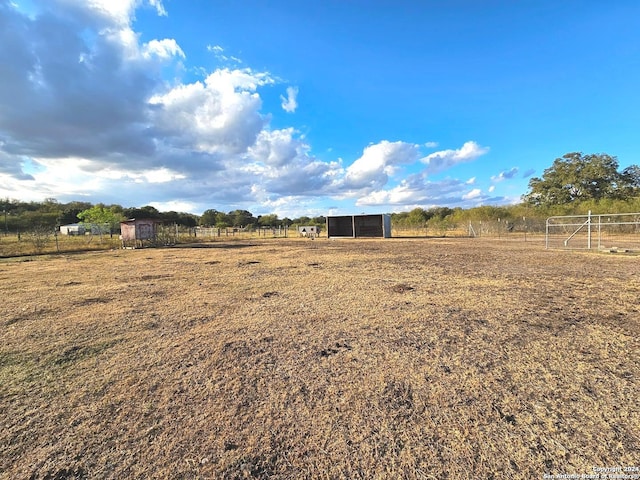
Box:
120;218;161;248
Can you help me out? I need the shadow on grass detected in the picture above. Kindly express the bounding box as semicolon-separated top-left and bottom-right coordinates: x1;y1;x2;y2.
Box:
171;242;257;249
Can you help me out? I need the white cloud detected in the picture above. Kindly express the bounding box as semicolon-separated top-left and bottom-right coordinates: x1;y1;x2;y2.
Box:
207;44;242;64
355;173;482;207
246;128;341;195
52;0;165;28
491;167;519;182
77;0;137;26
421;141;489;174
149;200;196;213
249;128;299;167
280;86;298;113
142;38;185;60
148;0;167;16
342;141;420;193
488;185;496;193
138;168;187;183
149;69;272;155
462;188;482;200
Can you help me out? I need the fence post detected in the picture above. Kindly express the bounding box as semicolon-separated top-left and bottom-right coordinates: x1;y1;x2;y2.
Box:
545;218;549;249
587;210;592;250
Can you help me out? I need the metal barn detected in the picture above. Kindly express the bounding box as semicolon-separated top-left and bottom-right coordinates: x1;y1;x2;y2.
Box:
120;218;160;248
326;214;391;238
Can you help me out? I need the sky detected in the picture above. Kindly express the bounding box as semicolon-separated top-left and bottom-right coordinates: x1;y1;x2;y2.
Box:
1;0;639;218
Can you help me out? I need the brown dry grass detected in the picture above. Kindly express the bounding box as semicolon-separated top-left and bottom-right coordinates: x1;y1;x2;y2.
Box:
0;234;122;257
1;238;638;479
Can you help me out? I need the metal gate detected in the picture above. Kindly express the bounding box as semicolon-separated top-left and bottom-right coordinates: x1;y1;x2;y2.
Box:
546;211;640;251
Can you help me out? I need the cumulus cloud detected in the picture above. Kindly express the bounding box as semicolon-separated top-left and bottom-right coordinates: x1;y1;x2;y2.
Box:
51;0;166;29
522;168;536;178
142;38;184;60
249;128;299;168
149;68;272;156
356;174;484;207
0;0;178;167
280;86;298;113
491;167;519;182
342;141;420;193
247;128;341;195
0;0;275;206
421;141;489;174
462;188;482;200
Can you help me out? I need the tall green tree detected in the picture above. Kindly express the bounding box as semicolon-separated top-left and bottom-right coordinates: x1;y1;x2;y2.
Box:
57;201;93;225
407;207;428;227
258;214;279;227
621;165;640;197
228;210;256;228
524;152;638;207
200;209;222;227
77;206;125;239
122;205;161;219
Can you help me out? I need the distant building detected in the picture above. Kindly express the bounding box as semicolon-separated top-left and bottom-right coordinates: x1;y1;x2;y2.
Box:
326;214;391;238
59;223;85;235
120;218;161;248
298;226;320;237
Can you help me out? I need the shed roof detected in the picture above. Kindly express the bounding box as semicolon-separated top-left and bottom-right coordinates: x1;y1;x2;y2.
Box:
120;218;162;224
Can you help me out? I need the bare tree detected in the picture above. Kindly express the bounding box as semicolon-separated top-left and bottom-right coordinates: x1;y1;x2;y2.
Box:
27;225;52;254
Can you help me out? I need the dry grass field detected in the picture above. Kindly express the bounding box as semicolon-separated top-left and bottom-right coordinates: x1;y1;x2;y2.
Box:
1;238;638;479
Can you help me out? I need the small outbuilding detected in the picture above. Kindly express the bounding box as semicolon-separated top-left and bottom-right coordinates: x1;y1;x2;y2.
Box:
120;218;161;248
59;223;85;235
298;226;320;238
326;214;391;238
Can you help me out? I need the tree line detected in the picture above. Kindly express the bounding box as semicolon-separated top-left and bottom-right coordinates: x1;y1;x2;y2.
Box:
0;199;327;233
2;152;639;234
393;152;640;230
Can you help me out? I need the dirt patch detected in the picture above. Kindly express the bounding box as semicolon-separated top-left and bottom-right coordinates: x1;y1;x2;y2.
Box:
238;260;260;266
390;283;414;293
140;274;173;281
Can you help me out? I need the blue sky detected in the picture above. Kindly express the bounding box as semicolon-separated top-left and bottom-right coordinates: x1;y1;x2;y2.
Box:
1;0;638;217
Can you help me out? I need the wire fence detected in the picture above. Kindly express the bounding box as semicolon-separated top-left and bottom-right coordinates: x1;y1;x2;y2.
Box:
392;218;547;242
5;214;638;257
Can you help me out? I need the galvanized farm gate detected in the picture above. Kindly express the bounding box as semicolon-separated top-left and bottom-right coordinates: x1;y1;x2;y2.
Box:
546;211;640;251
